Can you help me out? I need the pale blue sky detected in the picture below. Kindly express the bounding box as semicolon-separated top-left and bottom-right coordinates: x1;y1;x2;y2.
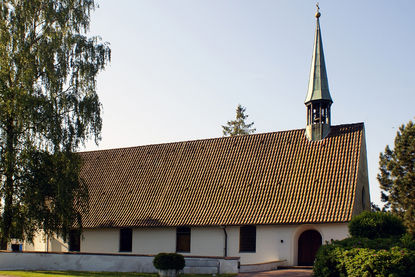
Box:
86;1;415;207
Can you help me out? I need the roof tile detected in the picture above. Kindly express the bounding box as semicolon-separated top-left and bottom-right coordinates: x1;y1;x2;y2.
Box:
79;123;364;228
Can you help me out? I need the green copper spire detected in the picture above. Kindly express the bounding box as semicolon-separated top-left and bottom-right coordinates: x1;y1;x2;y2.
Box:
305;5;333;141
305;7;332;104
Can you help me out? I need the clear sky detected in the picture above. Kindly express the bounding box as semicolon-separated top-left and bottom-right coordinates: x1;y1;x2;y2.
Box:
85;0;415;207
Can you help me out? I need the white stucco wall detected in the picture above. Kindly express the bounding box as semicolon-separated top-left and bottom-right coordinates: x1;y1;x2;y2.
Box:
20;223;349;267
189;227;225;257
79;223;348;265
133;228;176;254
81;229;119;253
226;223;349;265
15;232;67;252
81;227;224;256
290;223;349;265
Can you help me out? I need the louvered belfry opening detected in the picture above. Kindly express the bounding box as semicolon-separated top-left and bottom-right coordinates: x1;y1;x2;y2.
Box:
306;101;331;126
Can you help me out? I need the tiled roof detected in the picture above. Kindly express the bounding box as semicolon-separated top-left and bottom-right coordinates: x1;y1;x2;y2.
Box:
79;123;365;228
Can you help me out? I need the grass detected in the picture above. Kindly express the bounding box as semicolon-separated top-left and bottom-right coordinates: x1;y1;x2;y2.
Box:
0;271;236;277
0;271;153;277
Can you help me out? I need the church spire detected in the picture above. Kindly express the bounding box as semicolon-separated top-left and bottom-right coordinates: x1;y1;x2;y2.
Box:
305;4;333;141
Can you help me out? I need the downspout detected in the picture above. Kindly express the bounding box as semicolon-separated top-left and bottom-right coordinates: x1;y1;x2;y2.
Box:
221;226;227;257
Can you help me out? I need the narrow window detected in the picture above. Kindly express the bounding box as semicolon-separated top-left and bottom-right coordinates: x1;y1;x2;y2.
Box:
176;227;191;252
119;228;132;252
69;230;81;252
362;187;367;210
240;225;256;252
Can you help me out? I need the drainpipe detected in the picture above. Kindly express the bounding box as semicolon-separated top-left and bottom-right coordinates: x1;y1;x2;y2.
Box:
221;226;227;257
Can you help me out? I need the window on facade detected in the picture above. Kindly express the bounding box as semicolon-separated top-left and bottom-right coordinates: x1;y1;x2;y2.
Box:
240;225;256;252
11;244;22;252
176;227;191;252
119;228;133;252
69;230;81;252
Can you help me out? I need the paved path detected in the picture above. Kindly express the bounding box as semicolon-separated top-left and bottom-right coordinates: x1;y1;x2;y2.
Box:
238;269;313;277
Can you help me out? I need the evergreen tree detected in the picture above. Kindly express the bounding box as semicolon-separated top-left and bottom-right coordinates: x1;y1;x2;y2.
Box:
378;119;415;235
222;104;256;136
0;0;110;248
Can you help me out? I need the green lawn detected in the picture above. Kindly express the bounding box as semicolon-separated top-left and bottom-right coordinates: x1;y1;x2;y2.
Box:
0;271;152;277
0;271;236;277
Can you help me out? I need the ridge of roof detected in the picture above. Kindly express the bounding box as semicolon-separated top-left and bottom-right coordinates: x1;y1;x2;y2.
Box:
80;122;364;154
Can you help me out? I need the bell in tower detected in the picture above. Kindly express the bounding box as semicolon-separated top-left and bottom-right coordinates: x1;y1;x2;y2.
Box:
305;5;333;141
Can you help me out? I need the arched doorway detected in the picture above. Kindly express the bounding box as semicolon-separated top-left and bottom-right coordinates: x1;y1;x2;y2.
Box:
298;229;322;266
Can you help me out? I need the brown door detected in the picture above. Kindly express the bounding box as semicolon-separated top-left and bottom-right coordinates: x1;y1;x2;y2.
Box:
298;230;322;266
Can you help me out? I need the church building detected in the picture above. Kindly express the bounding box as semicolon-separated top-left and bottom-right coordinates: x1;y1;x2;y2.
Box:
20;9;370;268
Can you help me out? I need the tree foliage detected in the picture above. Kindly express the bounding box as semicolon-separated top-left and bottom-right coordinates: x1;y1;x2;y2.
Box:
0;0;110;248
378;119;415;235
222;104;256;137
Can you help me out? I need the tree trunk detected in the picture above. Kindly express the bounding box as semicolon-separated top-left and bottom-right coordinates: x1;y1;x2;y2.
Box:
1;119;16;250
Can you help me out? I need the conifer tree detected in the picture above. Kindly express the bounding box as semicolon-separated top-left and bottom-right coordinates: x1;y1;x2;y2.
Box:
0;0;110;248
222;104;256;136
378;119;415;235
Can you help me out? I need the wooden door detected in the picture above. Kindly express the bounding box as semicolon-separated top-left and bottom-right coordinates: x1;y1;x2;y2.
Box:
298;230;322;266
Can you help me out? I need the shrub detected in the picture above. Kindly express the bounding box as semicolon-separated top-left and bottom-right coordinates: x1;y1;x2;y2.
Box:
342;247;415;277
313;245;415;277
335;236;399;250
348;211;406;239
400;233;415;250
313;244;342;277
153;253;186;271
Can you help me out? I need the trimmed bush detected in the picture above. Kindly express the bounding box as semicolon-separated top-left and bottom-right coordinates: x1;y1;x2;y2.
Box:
153;253;185;271
348;211;406;239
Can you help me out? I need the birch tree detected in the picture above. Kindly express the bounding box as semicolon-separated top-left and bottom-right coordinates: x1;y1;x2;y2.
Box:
0;0;110;248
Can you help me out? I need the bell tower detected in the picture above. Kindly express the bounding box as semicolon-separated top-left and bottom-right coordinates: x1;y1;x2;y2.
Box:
305;5;333;141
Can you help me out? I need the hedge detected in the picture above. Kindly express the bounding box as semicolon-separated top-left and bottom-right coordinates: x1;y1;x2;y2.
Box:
314;245;415;277
314;212;415;276
348;211;406;239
